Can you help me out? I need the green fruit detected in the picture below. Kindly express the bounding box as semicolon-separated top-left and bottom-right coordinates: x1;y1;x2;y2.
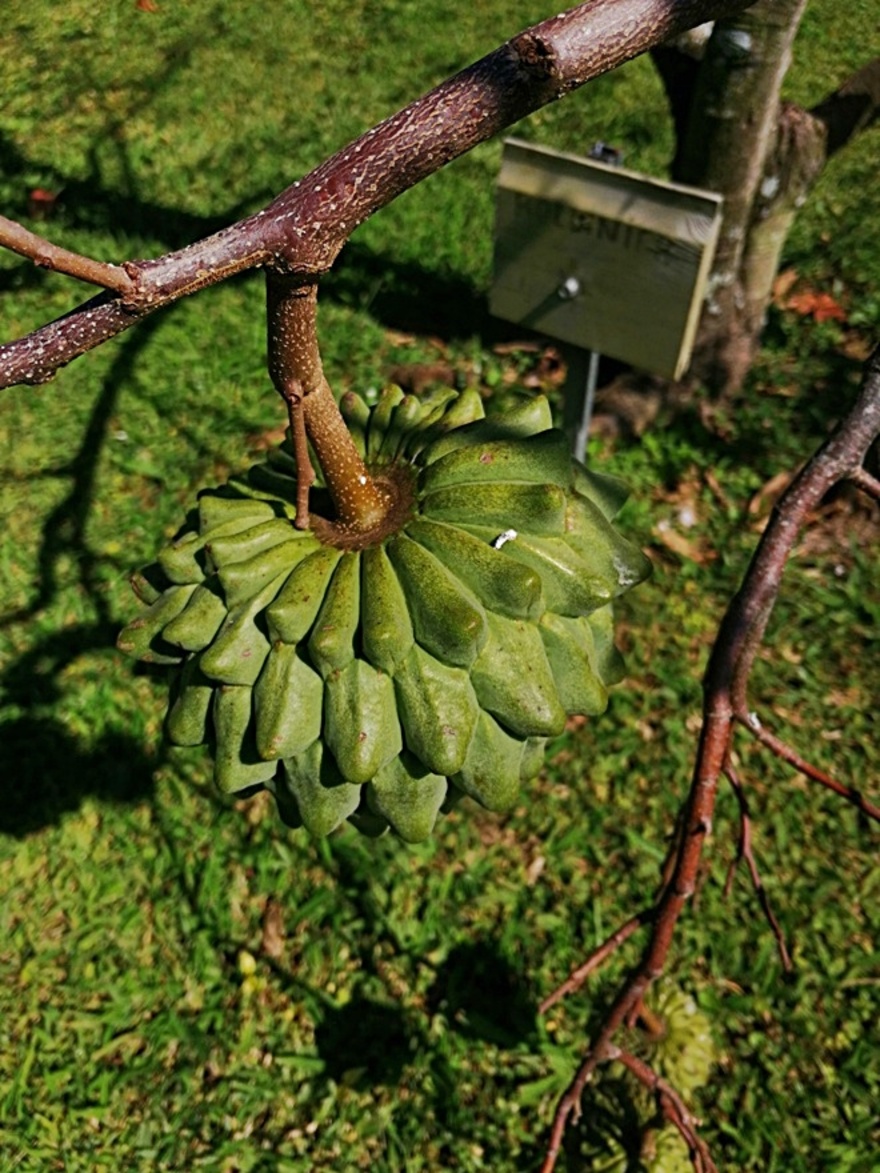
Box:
647;984;717;1096
119;391;650;839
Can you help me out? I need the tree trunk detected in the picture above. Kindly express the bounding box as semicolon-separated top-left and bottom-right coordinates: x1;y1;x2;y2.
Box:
655;4;880;396
672;0;808;393
738;57;880;358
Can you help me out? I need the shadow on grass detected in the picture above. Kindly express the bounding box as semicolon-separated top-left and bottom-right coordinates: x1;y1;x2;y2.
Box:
314;996;413;1086
426;940;538;1048
0;713;155;838
0;313;168;632
0;621;160;837
0;314;171;835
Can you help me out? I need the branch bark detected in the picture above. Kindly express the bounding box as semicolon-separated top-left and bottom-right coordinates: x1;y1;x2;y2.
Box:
0;0;756;390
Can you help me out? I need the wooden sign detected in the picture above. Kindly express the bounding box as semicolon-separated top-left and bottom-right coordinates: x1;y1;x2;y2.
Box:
490;139;723;380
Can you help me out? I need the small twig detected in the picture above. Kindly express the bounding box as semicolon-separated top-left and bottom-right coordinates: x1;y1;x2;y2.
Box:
850;466;880;500
283;383;315;529
539;912;649;1014
736;711;880;822
723;760;793;969
612;1047;718;1173
0;214;135;297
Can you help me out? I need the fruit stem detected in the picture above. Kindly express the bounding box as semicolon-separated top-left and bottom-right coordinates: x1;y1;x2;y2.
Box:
266;274;389;531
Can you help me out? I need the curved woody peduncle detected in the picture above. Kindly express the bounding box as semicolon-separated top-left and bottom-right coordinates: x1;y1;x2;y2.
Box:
266;273;390;533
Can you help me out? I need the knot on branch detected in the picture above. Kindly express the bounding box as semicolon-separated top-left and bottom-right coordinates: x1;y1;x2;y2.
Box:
511;31;559;83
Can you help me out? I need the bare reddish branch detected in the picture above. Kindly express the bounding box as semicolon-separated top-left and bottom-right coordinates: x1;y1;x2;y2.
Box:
539;912;648;1014
735;711;880;822
0;0;756;389
542;348;880;1172
0;215;135;297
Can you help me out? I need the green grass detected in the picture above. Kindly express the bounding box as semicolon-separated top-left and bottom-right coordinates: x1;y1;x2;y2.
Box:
1;2;879;1170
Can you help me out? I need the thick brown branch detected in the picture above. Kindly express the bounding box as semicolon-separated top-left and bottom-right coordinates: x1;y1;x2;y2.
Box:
0;215;135;297
0;0;756;389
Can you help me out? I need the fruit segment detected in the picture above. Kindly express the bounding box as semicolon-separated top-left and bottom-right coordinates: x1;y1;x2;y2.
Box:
213;684;278;793
421;481;568;536
323;659;402;784
307;553;361;676
366;755;448;843
360;544;414;672
452;710;524;812
265;546;342;644
277;742;362;835
470;613;567;738
406;518;544;621
253;642;323;761
388;534;488;669
393;644;479;776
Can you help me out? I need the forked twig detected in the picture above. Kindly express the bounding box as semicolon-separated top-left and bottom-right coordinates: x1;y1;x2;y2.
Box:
612;1047;718;1173
539;913;649;1014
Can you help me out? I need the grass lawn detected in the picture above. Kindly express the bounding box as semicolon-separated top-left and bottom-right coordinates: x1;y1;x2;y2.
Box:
1;2;878;1170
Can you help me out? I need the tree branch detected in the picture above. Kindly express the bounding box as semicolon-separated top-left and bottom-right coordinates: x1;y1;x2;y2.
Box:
810;55;880;158
0;215;136;297
0;0;756;390
541;348;880;1172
